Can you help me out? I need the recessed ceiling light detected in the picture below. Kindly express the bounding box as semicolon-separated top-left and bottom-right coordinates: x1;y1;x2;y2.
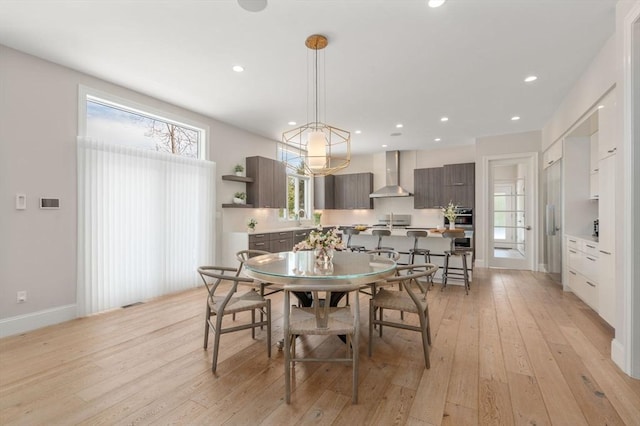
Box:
597;105;604;110
511;116;521;121
237;0;267;12
232;65;244;73
440;117;449;122
434;138;441;142
355;130;362;134
524;75;538;83
382;144;388;148
396;124;403;128
428;0;446;8
288;121;296;126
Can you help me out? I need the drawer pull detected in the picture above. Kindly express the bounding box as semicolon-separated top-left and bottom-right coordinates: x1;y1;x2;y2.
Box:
254;242;266;247
569;249;577;254
586;281;596;288
586;257;596;262
607;148;616;153
599;250;612;255
453;182;465;186
586;244;596;249
569;239;577;243
548;160;554;165
569;270;577;275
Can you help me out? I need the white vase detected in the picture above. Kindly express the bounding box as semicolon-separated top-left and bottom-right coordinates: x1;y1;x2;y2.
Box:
233;197;245;204
449;222;456;230
235;171;243;176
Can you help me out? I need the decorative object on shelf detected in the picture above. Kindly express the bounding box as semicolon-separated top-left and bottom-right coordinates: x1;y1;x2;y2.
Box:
233;191;246;204
293;227;344;266
234;164;244;176
442;201;459;229
313;211;322;226
247;217;257;233
278;34;350;176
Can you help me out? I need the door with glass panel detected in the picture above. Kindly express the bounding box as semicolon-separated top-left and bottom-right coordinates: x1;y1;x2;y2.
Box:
488;156;535;270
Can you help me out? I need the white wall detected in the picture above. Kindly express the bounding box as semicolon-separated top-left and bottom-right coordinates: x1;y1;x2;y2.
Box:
541;36;616;151
0;45;277;333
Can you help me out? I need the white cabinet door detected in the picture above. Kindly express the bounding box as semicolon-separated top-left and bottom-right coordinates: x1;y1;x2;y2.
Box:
597;154;616;326
598;90;617;160
598;251;616;325
598;155;615;253
590;131;599;173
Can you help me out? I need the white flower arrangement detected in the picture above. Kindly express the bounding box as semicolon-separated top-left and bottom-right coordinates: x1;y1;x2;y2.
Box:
293;227;345;252
442;201;459;222
247;218;258;230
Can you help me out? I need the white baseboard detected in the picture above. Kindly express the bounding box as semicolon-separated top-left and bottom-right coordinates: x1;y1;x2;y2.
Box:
0;304;77;338
611;338;626;373
539;263;548;273
474;258;485;268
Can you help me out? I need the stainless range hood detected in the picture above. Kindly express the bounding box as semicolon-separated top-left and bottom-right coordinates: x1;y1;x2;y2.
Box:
369;151;413;198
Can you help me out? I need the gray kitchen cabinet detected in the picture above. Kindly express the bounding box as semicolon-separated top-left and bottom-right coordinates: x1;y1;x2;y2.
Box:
248;230;294;252
314;175;335;209
246;156;287;208
443;162;475;208
293;229;311;244
414;167;444;208
334;172;373;209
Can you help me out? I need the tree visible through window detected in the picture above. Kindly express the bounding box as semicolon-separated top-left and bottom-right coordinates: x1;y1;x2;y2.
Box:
86;97;201;158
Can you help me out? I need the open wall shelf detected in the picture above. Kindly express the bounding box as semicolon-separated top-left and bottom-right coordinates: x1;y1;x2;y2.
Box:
222;175;254;183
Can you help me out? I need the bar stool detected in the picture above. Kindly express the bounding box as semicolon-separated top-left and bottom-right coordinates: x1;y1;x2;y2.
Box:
342;227;366;252
441;230;472;295
371;229;394;252
406;230;431;264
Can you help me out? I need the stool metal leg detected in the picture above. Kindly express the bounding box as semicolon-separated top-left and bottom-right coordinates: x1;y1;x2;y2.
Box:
462;252;469;295
442;252;449;290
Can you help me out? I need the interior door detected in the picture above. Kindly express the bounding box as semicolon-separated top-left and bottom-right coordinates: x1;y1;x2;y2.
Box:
488;156;535;270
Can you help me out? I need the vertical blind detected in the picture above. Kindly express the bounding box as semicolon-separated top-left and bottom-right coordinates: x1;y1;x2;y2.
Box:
77;138;216;316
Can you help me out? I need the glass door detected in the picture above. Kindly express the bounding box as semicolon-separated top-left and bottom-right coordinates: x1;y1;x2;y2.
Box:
489;157;534;270
544;160;562;283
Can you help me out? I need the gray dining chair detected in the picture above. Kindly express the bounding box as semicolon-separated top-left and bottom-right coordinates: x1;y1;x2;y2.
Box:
198;266;271;373
369;263;438;369
283;281;361;404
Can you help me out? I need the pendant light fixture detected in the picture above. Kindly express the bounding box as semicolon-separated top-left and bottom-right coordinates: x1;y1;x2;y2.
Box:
279;34;350;176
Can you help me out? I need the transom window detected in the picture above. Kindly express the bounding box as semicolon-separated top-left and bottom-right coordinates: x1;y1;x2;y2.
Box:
80;87;205;158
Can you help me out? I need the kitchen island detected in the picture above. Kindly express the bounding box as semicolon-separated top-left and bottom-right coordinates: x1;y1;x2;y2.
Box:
223;226;473;285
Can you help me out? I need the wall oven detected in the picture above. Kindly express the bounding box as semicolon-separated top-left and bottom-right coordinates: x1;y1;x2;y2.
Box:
444;208;473;249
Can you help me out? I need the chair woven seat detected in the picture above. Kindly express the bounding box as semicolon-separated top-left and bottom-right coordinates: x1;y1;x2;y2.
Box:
209;289;267;315
289;306;355;335
372;287;426;313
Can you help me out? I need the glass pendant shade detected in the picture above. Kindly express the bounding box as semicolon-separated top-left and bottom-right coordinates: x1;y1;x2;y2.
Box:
307;131;327;170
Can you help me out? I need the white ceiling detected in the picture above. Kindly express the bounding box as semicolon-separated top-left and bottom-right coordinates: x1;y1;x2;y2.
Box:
0;0;617;154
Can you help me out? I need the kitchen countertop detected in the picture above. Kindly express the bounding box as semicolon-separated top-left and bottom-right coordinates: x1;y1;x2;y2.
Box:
247;226;472;239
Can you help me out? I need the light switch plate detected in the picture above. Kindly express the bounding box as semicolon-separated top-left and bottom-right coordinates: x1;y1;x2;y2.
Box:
16;194;26;210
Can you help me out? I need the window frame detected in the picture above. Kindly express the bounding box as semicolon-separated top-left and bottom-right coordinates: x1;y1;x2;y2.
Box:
78;85;208;159
282;172;312;222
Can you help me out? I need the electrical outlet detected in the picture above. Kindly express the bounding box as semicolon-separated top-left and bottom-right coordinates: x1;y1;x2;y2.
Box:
17;291;27;303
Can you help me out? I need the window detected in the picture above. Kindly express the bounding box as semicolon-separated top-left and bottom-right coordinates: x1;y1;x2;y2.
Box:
277;144;312;221
77;86;214;315
282;173;311;220
79;86;205;158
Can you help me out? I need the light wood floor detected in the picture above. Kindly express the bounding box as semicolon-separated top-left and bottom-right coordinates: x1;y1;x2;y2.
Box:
2;268;640;425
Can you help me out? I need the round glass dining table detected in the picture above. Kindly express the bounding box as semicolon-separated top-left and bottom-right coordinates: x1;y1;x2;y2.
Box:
242;250;397;287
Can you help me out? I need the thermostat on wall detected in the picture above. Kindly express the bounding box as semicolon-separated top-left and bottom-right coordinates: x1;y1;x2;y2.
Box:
40;198;60;209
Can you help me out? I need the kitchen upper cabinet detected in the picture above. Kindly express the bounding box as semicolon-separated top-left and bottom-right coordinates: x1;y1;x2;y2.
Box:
314;175;335;209
598;89;617;160
543;140;563;169
443;162;475;208
414;167;443;209
246;156;286;208
334;172;373;209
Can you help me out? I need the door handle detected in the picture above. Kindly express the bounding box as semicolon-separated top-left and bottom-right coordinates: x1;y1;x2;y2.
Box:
525;225;532;231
